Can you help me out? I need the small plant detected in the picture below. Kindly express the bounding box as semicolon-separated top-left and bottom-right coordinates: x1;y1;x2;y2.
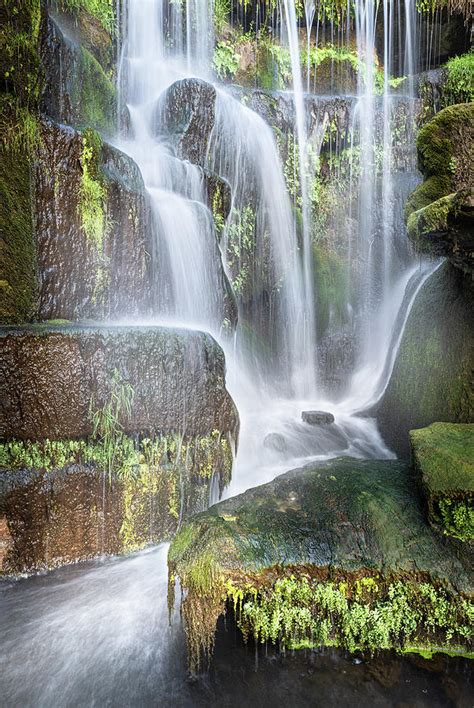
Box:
445;52;474;103
213;41;240;81
89;369;135;481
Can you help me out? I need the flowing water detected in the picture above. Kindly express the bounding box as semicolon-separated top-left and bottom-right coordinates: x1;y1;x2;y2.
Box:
1;0;450;704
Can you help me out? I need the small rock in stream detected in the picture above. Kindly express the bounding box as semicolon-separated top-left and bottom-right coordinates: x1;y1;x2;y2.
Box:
301;410;335;425
263;433;287;452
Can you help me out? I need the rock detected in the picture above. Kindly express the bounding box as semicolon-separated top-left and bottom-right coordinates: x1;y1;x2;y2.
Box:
0;324;239;441
410;422;474;542
40;10;117;134
302;410;335;425
34;119;155;321
156;78;217;167
376;262;473;457
169;457;473;670
263;433;287;452
405;103;474;277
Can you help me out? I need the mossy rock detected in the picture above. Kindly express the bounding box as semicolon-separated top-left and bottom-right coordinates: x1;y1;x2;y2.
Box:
410;422;474;542
376;262;474;457
0;98;38;324
169;457;473;669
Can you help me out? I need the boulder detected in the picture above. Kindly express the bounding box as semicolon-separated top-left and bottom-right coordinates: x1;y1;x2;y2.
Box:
410;422;474;542
302;410;335;425
169;457;473;670
405;103;474;278
0;324;239;441
263;433;287;452
156;79;217;167
376;262;473;457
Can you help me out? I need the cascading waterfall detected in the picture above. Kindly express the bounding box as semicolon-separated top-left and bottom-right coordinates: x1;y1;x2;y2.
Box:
115;0;435;494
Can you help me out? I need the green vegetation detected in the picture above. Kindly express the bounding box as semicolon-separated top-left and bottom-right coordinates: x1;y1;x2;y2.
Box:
0;97;39;324
213;41;241;81
57;0;116;35
438;499;474;542
226;575;472;654
79;129;108;248
410;423;474;541
444;52;474;103
89;369;135;481
72;46;117;132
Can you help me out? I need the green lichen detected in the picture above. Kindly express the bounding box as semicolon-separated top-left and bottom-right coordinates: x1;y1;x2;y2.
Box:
72;46;117;133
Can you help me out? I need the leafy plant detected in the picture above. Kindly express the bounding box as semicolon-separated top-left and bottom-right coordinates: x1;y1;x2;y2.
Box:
445;52;474;103
89;369;135;481
213;41;240;80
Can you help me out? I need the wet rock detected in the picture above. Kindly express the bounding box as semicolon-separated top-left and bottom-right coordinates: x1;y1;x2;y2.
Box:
263;433;287;453
40;10;117;134
405;103;474;278
302;410;335;425
35;119;154;321
376;262;474;457
156;78;217;167
169;457;473;668
410;422;474;542
0;324;239;441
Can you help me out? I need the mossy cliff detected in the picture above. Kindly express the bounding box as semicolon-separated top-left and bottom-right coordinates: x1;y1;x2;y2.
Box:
405;103;473;276
411;423;474;542
168;457;473;671
376;262;473;457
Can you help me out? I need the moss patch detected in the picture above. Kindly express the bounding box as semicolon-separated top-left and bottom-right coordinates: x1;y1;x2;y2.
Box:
0;98;38;324
410;422;474;541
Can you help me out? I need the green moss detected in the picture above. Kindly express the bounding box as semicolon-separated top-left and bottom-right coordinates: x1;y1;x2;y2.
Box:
416;103;474;178
72;46;117;133
444;52;474;104
407;192;456;245
404;175;453;221
79;129;108;248
438;498;474;542
227;575;472;655
0;97;38;324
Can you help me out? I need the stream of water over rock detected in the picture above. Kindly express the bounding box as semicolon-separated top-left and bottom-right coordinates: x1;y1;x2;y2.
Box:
1;0;453;704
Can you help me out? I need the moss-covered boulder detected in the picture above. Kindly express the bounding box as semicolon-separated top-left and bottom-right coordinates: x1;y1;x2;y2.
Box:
405;103;474;276
169;457;473;670
376;262;473;456
410;423;474;542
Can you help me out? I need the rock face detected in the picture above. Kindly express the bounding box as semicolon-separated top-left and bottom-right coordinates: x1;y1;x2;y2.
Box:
405;103;474;278
302;410;335;425
40;9;117;135
0;324;238;441
410;422;474;542
169;457;473;669
35;119;154;321
376;262;474;457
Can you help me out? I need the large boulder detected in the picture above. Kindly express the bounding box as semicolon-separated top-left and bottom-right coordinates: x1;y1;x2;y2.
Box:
0;323;239;574
169;457;473;670
0;324;238;441
376;262;473;457
410;422;473;542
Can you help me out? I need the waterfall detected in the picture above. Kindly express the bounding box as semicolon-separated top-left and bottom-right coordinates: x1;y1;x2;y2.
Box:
115;0;434;494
